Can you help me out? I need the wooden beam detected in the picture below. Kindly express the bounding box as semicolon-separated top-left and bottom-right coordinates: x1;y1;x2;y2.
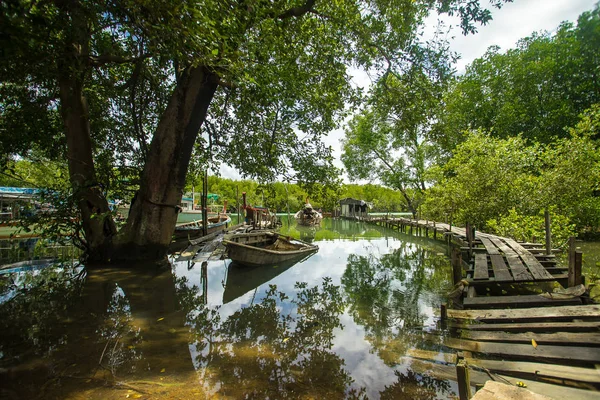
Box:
402;357;600;400
460;331;600;346
466;273;568;286
444;337;600;364
473;253;489;280
463;294;582;309
447;320;600;332
504;238;554;280
489;254;513;281
466;358;600;385
489;237;533;281
447;305;600;321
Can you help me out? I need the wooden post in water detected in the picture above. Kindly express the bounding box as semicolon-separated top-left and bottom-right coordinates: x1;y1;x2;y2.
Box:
451;247;463;285
433;222;437;240
568;237;583;287
236;186;240;223
545;209;552;255
456;358;471;400
202;171;208;236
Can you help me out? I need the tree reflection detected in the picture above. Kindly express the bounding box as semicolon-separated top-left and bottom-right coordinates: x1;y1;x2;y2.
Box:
380;370;453;400
341;243;452;364
178;277;366;399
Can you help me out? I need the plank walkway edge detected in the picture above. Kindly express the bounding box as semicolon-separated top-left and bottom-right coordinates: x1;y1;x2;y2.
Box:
404;357;600;400
447;305;600;321
405;348;600;384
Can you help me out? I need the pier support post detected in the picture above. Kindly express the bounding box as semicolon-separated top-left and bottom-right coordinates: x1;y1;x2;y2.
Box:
451;247;463;285
545;209;552;255
568;237;577;287
456;358;471;400
568;236;582;287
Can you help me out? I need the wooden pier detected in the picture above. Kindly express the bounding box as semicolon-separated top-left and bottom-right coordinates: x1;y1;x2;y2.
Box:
368;216;600;399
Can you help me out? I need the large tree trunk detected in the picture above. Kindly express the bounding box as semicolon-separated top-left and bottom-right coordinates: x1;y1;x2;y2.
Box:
59;78;117;262
58;1;117;263
112;66;219;261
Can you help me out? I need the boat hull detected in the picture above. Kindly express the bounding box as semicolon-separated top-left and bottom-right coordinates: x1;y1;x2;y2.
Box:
173;215;231;240
223;231;318;268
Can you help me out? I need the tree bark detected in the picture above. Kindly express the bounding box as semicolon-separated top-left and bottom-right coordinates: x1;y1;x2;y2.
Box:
112;65;219;261
58;1;117;263
59;77;117;261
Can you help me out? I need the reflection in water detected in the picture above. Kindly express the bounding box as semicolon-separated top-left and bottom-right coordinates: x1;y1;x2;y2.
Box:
0;219;457;399
223;260;300;304
342;244;452;365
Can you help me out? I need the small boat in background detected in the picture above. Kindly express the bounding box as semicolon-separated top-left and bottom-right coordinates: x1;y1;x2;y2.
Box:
173;214;231;240
294;202;322;226
223;231;318;267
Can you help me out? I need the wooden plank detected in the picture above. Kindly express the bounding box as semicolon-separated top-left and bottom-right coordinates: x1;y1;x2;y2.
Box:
406;348;600;384
504;238;554;280
447;305;600;322
465;357;600;384
444;337;600;364
466;273;567;286
448;320;600;332
489;254;513;281
489;237;533;281
463;294;582;309
480;237;501;255
473;253;489;280
403;358;600;400
467;274;569;286
461;331;600;346
406;348;457;364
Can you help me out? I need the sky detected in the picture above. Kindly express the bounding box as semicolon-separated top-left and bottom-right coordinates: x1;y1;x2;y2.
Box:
220;0;598;181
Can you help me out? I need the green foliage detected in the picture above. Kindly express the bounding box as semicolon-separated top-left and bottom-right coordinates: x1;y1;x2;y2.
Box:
184;175;408;213
435;6;600;149
487;208;576;248
424;105;600;235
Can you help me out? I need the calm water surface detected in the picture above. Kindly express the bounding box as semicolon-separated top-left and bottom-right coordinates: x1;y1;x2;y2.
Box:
0;219;461;399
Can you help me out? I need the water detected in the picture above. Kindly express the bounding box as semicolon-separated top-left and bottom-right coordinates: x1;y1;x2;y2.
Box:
0;219;461;399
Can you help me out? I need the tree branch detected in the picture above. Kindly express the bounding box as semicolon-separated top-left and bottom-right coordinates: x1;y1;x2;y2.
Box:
88;53;151;67
277;0;317;20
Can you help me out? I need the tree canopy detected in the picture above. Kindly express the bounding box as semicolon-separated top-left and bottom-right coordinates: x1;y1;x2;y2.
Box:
433;6;600;148
1;0;511;261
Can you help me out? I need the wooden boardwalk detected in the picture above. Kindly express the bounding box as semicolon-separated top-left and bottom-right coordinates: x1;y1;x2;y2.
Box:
367;216;600;399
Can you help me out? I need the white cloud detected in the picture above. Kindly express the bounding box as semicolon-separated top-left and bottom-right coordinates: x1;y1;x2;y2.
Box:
445;0;597;72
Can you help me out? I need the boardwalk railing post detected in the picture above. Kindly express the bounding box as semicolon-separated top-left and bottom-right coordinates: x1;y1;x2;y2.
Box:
456;357;471;400
568;236;578;287
545;209;552;255
569;247;583;287
451;247;462;285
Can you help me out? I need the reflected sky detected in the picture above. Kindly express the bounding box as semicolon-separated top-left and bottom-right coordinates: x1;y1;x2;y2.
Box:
0;219;456;399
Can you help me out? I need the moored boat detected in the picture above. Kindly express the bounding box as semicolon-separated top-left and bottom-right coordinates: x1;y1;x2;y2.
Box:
294;203;322;226
223;231;318;267
173;214;231;240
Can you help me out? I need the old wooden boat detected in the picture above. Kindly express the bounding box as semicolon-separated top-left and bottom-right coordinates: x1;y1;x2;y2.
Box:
223;231;318;267
294;203;323;226
173;214;231;240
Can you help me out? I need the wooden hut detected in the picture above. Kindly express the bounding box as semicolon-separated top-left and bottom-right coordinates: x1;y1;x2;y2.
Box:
339;198;370;219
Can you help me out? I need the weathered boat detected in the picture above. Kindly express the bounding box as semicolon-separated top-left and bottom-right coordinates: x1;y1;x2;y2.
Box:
223;231;318;267
173;214;231;240
294;203;322;226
